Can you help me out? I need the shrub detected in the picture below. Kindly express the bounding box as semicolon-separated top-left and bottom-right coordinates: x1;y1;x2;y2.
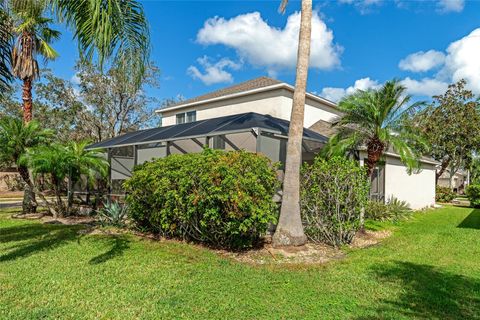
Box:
124;149;280;249
365;196;411;222
466;184;480;208
99;200;128;227
301;156;369;247
436;186;456;203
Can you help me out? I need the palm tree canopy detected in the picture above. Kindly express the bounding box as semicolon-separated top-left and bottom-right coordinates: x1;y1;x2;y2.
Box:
25;140;108;182
0;3;13;93
322;79;427;172
10;0;59;80
0;116;53;166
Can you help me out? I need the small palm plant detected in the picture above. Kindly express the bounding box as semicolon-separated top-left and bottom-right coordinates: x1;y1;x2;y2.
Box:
322;79;426;177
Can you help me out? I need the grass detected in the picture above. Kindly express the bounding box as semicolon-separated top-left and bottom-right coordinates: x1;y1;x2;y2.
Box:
1;206;480;319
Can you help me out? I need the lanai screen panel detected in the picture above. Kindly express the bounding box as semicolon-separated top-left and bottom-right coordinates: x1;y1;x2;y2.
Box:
169;137;206;155
137;143;167;165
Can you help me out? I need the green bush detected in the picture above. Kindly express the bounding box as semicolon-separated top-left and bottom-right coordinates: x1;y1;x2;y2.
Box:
466;184;480;208
300;156;369;247
124;149;280;249
365;196;411;222
436;186;456;203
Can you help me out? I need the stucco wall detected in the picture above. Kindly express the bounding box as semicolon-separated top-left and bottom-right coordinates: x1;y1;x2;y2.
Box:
160;88;341;128
383;157;436;210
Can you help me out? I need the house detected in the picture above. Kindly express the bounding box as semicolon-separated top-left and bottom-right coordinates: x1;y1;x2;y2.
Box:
437;168;469;193
89;77;437;209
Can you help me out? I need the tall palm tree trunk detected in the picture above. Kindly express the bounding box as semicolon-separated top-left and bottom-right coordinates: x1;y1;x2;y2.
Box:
272;0;312;247
18;164;37;213
20;76;37;213
22;77;33;123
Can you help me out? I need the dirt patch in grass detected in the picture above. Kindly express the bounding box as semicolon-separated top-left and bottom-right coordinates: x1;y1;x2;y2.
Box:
220;229;392;265
350;229;392;248
12;212;96;226
0;191;23;199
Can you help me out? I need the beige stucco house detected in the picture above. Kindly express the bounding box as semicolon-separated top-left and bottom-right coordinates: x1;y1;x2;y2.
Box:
90;77;437;209
437;168;469;193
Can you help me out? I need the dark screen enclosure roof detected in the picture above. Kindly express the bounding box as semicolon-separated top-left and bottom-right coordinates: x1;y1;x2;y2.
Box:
87;112;328;149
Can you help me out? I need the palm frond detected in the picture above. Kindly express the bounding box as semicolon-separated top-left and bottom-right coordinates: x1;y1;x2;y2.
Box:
0;4;13;94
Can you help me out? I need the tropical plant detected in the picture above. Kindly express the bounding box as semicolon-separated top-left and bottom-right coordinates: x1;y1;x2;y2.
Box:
99;200;128;227
125;149;280;249
9;0;60;123
301;156;369;247
322;80;425;178
24;141;108;217
365;196;411;222
0;2;12;95
273;0;312;247
0;116;52;213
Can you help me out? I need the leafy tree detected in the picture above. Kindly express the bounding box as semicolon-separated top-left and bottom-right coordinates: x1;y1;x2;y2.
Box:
25;141;108;217
273;0;311;247
75;61;160;142
0;116;52;213
413;79;480;187
322;80;425;177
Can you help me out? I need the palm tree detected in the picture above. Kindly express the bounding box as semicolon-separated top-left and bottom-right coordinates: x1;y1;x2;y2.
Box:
25;141;108;217
323;80;425;178
0;0;149;120
0;2;12;95
272;0;312;247
10;0;60;123
0;116;52;213
64;140;108;210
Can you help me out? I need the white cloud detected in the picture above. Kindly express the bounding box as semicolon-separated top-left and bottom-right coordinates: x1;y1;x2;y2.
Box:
187;56;241;85
442;28;480;92
398;50;445;72
400;77;449;96
320;77;380;102
196;11;342;74
338;0;382;14
437;0;464;13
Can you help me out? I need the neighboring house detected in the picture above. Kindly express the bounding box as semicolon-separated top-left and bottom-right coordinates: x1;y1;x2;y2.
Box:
89;77;437;209
437;168;469;193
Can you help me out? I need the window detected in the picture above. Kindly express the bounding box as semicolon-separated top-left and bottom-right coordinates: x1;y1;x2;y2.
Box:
187;111;196;122
176;113;186;124
176;111;197;124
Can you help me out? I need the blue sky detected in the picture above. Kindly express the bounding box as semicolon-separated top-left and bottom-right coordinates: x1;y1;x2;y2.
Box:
44;0;480;104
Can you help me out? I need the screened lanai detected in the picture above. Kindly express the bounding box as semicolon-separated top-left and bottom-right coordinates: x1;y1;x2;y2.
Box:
87;112;328;195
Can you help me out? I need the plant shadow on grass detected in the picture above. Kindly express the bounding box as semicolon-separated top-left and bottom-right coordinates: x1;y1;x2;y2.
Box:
458;209;480;230
0;222;130;265
89;236;130;265
356;261;480;319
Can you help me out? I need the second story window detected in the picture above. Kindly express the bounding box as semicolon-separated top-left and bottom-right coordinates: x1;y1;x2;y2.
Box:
176;111;196;124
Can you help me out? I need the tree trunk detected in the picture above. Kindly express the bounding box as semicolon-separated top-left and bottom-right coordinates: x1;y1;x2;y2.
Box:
365;137;385;178
272;0;312;247
18;165;37;214
22;77;33;123
436;158;450;184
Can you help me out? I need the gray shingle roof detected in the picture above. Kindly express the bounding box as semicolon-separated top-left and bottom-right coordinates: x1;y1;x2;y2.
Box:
166;77;282;108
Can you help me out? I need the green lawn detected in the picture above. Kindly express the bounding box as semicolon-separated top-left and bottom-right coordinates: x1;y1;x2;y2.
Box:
1;206;480;319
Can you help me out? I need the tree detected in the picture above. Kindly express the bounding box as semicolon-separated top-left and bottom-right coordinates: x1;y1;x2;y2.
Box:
25;141;108;217
10;0;60;123
1;0;150;122
75;61;160;142
323;80;425;177
272;0;312;247
0;2;12;96
0;116;52;213
413;79;480;187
